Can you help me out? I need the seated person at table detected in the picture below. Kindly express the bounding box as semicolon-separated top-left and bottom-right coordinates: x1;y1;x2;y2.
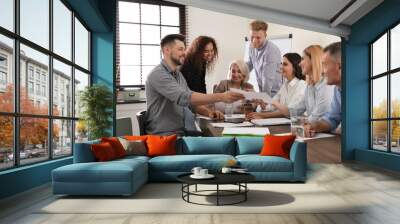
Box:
213;59;254;113
246;53;306;120
145;34;244;136
290;45;333;122
304;42;342;137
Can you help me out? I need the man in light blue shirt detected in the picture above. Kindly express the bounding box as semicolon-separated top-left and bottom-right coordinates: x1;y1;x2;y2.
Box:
246;20;282;97
305;42;342;137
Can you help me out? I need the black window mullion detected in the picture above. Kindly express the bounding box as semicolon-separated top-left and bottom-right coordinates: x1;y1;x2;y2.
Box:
49;0;54;160
71;9;76;154
370;45;373;149
13;0;21;167
387;29;391;152
139;3;143;85
159;4;162;64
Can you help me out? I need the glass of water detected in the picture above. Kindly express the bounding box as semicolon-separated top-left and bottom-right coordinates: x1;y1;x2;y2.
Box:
225;103;233;117
289;108;305;137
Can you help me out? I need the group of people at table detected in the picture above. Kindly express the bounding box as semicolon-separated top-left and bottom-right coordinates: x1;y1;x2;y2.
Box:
145;20;342;138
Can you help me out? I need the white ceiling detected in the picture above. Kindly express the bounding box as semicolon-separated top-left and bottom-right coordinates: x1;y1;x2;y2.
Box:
168;0;384;37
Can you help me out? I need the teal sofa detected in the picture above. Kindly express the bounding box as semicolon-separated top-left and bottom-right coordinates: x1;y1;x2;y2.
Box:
52;137;307;196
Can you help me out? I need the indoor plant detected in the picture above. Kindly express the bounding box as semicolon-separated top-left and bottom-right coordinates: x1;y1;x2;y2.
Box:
79;84;113;140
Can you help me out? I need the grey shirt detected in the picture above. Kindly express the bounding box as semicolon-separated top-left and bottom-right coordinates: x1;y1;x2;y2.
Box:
246;40;282;97
145;60;194;135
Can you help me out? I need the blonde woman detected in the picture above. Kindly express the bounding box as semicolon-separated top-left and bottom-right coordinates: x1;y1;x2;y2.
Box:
295;45;334;122
214;60;254;93
214;60;254;113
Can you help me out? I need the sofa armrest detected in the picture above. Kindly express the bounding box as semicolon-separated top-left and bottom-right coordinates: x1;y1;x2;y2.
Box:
289;141;307;181
73;140;100;163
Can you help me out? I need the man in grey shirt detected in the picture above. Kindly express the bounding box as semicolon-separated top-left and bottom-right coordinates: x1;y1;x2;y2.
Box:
246;20;282;97
146;34;244;136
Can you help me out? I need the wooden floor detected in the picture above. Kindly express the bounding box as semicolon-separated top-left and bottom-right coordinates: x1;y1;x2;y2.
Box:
1;162;400;224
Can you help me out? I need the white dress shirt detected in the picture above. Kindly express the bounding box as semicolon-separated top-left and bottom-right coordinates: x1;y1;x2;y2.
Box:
273;77;307;109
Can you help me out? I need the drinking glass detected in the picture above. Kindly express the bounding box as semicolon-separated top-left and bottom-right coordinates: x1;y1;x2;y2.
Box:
289;108;305;137
225;103;233;117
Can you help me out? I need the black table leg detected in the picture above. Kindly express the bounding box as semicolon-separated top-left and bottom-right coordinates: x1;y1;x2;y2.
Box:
217;184;219;206
245;183;247;201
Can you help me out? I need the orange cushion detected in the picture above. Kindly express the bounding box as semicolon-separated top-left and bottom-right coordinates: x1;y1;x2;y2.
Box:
101;137;127;158
124;135;148;142
260;135;296;159
91;142;117;161
146;135;177;157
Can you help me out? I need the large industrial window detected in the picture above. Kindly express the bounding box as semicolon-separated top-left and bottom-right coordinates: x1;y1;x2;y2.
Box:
370;22;400;153
116;0;185;90
0;0;91;171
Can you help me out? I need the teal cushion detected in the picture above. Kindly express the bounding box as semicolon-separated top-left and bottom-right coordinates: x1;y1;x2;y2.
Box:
236;137;264;155
236;155;293;172
73;139;101;163
179;137;235;155
53;159;147;183
149;154;235;172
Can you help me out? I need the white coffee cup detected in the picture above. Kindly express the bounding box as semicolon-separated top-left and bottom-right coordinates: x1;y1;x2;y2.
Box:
199;169;208;176
191;167;202;176
221;167;232;174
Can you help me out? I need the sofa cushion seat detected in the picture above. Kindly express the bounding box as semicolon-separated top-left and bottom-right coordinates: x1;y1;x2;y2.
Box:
148;154;235;172
53;159;147;183
236;155;293;172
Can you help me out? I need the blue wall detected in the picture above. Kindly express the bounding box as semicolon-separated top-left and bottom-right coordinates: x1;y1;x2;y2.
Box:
0;0;115;200
345;0;400;170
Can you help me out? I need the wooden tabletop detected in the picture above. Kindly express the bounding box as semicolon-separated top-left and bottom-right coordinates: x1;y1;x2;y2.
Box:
197;118;341;164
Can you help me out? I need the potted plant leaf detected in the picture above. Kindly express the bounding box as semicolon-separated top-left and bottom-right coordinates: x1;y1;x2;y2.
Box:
79;84;113;140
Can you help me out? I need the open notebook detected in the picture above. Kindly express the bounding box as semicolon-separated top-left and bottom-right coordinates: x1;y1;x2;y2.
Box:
222;127;270;136
251;118;291;126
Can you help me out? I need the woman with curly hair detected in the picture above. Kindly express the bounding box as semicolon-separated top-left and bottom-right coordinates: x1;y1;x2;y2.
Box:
181;36;218;93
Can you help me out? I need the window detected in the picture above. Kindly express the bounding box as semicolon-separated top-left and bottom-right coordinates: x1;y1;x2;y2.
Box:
28;67;34;80
0;54;7;89
371;23;400;154
117;0;185;87
74;18;89;70
20;0;49;49
53;0;72;60
35;83;41;95
28;81;34;94
0;71;6;83
0;0;91;170
0;0;14;32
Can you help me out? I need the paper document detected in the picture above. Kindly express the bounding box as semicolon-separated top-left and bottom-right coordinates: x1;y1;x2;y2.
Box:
211;121;254;128
298;133;336;141
196;115;212;120
274;132;336;141
222;127;270;136
251;118;291;126
230;88;272;103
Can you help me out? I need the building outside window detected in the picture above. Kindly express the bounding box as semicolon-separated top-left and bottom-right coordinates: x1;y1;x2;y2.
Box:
0;0;92;170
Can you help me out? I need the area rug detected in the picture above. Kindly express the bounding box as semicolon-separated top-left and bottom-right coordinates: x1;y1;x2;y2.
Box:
37;183;362;214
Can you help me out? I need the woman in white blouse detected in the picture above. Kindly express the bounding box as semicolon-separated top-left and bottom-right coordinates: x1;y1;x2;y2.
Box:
295;45;334;122
246;53;307;119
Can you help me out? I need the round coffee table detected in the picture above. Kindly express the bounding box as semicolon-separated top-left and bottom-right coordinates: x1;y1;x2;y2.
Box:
177;173;255;206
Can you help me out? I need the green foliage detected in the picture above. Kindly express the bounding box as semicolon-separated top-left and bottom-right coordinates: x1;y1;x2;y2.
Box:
372;99;400;140
79;84;113;140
